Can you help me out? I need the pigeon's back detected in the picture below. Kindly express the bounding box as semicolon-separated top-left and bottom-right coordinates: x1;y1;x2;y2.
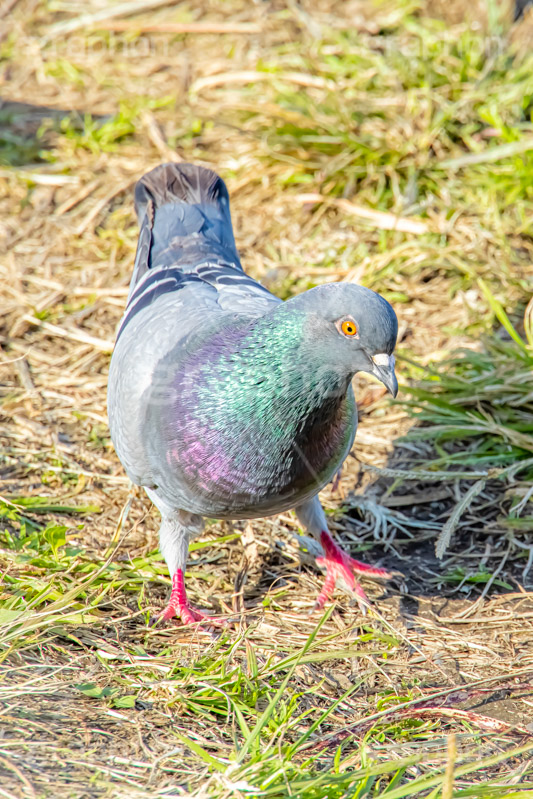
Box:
107;163;278;490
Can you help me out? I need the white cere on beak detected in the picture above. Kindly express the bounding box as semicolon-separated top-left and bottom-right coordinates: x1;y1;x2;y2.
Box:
372;353;394;368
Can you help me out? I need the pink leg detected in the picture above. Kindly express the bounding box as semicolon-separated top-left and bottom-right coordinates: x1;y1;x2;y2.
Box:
159;569;224;627
314;530;390;612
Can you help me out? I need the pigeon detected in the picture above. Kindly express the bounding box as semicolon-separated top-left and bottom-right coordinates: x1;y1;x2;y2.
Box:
107;163;398;626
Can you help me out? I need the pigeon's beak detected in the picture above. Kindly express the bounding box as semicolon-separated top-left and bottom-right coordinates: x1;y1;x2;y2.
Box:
371;353;398;398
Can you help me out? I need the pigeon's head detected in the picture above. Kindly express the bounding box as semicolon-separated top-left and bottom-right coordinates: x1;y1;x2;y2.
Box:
287;282;399;397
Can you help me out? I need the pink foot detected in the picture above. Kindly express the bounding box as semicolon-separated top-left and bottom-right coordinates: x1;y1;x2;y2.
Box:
158;569;225;627
314;530;390;612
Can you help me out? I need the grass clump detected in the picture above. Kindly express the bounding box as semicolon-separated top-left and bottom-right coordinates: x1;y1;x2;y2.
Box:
400;291;533;565
404;290;533;470
406;337;533;470
237;19;533;208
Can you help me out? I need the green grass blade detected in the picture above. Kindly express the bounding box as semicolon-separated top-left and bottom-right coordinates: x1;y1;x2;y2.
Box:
478;279;529;354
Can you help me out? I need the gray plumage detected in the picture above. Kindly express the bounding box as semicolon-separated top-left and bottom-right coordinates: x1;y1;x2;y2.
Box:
107;163;398;621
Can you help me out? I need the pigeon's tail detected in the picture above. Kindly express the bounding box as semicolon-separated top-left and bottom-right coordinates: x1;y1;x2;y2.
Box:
129;163;241;292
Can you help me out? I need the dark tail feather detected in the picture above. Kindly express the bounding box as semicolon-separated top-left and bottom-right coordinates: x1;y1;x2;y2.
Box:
129;163;241;292
514;0;532;19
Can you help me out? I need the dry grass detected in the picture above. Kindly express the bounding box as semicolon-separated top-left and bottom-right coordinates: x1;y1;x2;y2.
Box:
1;0;533;796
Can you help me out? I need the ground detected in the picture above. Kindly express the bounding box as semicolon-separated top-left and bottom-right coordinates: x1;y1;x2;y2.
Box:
1;1;533;797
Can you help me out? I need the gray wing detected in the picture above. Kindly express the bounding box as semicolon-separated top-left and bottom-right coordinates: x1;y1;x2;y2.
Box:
118;260;277;346
108;262;279;489
108;162;280;489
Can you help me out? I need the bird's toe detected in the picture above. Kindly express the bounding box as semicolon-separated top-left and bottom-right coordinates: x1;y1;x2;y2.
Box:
313;529;390;612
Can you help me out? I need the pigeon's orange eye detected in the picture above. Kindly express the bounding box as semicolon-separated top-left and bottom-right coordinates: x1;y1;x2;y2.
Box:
340;319;357;337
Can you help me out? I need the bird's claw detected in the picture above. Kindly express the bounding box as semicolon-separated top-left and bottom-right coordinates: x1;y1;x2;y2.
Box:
155;568;227;629
158;601;226;628
313;530;390;613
